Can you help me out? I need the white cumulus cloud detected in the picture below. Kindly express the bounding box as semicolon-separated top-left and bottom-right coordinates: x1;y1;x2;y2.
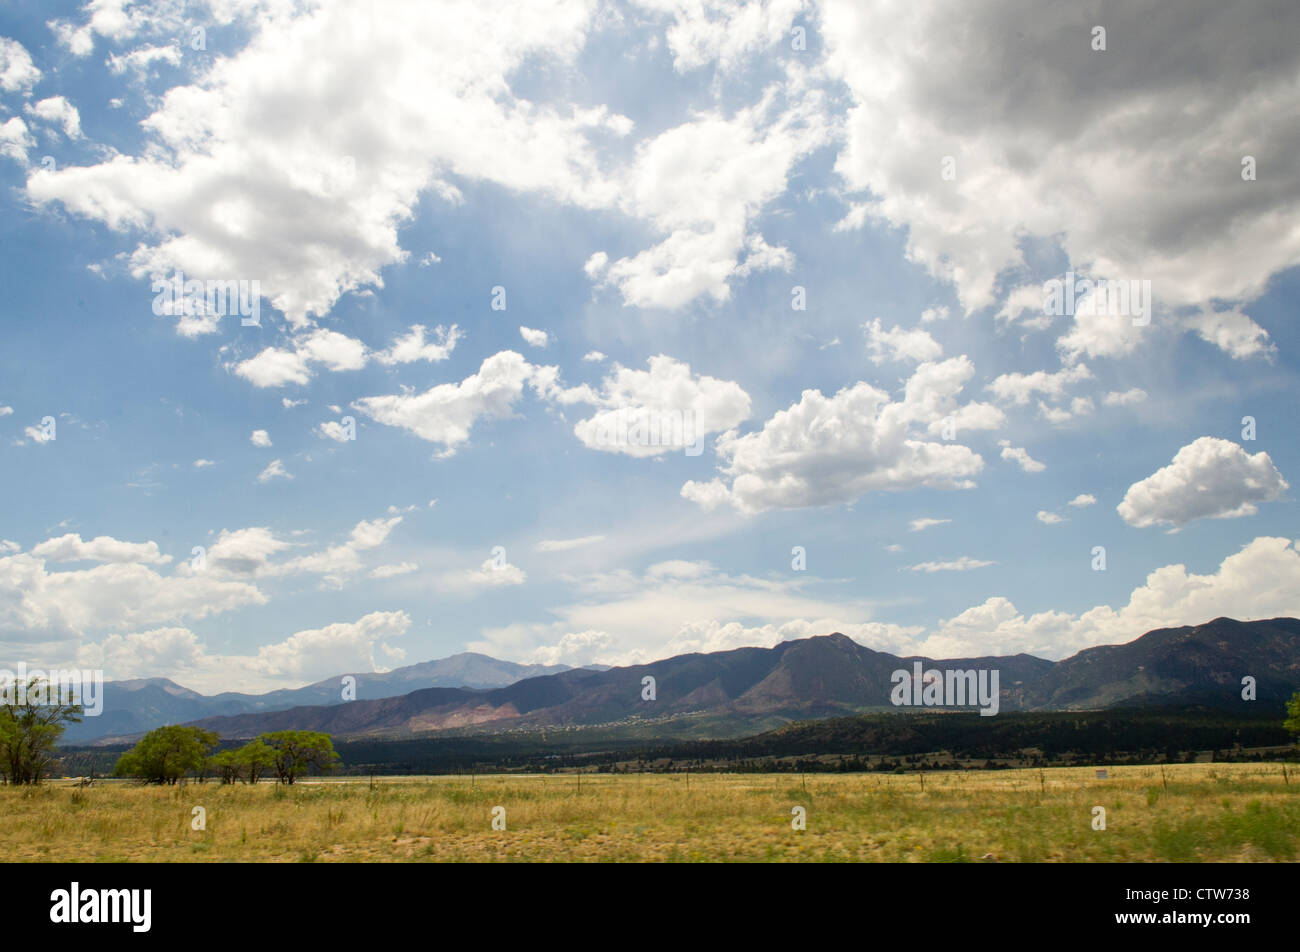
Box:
1118;437;1288;529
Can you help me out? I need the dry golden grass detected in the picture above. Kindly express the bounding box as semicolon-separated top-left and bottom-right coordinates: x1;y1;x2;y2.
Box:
3;763;1296;862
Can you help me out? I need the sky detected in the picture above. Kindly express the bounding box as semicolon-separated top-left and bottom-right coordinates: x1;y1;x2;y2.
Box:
0;0;1298;694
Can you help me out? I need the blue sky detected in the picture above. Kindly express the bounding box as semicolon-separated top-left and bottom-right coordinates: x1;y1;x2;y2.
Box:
1;0;1298;693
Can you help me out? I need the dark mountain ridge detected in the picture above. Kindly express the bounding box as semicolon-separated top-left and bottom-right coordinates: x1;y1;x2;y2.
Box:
87;617;1300;746
1023;615;1300;709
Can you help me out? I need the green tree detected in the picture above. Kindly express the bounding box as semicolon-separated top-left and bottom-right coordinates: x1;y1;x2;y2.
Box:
259;731;339;784
210;749;244;785
0;677;82;785
1285;690;1300;744
237;739;275;784
209;740;276;784
113;725;219;784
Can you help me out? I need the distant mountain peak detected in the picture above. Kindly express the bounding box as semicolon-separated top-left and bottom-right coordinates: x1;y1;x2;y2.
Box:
69;617;1300;747
62;651;577;744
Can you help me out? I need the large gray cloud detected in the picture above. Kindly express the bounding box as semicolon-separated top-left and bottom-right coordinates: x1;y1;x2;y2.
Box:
823;0;1300;353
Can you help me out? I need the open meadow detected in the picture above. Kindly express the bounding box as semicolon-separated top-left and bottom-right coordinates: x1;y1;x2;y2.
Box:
4;763;1297;862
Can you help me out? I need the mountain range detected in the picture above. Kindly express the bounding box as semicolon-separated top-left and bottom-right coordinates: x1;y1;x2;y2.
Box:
62;653;582;744
72;616;1300;745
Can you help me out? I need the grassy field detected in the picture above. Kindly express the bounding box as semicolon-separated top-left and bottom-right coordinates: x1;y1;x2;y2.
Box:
4;763;1297;862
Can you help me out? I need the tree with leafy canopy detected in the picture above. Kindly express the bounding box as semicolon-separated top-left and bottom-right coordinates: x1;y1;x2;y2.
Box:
259;730;339;784
238;739;275;784
0;677;83;784
113;725;219;785
1285;690;1300;746
209;739;276;784
210;749;244;784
